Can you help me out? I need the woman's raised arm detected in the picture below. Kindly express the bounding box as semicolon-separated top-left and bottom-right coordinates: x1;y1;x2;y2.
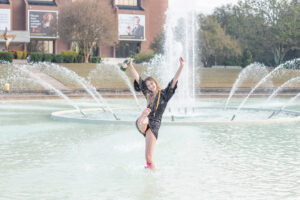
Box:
128;58;140;82
171;57;184;88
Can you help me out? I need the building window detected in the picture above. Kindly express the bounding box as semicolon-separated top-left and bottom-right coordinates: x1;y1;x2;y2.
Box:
28;40;54;54
116;41;141;58
116;0;142;10
27;0;56;5
0;0;9;4
116;0;138;6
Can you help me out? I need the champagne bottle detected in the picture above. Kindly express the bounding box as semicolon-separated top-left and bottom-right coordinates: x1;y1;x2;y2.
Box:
120;59;130;71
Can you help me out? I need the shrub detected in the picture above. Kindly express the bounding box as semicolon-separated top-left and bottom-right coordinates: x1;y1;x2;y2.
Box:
133;52;155;64
61;51;78;63
23;51;28;59
30;52;43;62
77;54;84;63
16;51;24;59
150;32;165;54
63;54;75;63
90;56;101;63
54;54;64;63
242;49;253;68
61;50;79;57
0;52;14;62
8;50;17;59
43;53;54;62
16;51;28;60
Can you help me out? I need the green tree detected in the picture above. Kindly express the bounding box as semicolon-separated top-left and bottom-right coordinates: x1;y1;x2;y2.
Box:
242;49;253;67
214;2;272;65
150;31;165;54
258;0;300;65
199;16;242;67
213;0;300;66
58;0;117;62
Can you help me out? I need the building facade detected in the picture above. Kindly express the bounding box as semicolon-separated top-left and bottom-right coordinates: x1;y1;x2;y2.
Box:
0;0;168;57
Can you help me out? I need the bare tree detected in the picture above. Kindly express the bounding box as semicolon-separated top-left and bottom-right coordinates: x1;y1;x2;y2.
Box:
58;0;118;62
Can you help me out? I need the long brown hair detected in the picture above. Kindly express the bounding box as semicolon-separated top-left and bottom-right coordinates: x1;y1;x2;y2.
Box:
144;76;161;108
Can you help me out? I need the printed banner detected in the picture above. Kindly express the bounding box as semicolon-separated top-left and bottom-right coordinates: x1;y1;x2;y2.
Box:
118;14;145;41
28;10;58;38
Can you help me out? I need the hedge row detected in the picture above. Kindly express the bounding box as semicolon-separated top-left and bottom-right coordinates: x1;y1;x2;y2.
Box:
8;50;28;59
0;52;14;62
90;56;101;63
29;53;83;63
61;50;79;57
29;52;101;63
133;52;155;64
0;50;103;64
30;52;78;63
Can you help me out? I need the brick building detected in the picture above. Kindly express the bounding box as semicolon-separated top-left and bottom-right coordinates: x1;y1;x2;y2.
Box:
0;0;168;57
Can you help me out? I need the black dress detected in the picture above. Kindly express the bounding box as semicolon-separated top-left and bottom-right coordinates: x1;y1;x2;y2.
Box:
134;77;178;139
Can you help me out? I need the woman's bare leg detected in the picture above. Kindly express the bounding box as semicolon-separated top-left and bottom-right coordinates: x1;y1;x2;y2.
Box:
137;119;148;135
145;129;156;170
137;108;151;135
138;108;151;124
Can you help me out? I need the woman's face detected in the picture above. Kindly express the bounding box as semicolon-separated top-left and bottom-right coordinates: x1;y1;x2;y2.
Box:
146;80;157;93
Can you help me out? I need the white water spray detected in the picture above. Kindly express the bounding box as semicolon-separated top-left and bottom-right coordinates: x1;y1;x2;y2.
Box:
231;58;300;120
263;76;300;107
154;0;199;115
225;63;270;109
18;65;86;117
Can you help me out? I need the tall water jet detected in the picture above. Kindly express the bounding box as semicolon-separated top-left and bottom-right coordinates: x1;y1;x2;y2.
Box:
231;58;300;121
225;63;271;109
153;0;199;114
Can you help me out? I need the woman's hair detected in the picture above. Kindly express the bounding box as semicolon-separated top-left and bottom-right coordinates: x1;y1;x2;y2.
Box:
144;77;161;108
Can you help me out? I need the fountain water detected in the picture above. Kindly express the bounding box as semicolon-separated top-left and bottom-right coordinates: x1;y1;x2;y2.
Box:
263;76;300;107
231;58;300;120
154;1;199;114
224;63;271;109
32;62;119;120
17;65;86;117
268;89;300;119
33;63;105;108
111;64;142;110
87;63;142;109
0;63;42;91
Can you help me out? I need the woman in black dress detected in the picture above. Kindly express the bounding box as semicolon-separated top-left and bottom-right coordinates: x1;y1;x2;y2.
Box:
128;57;184;170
